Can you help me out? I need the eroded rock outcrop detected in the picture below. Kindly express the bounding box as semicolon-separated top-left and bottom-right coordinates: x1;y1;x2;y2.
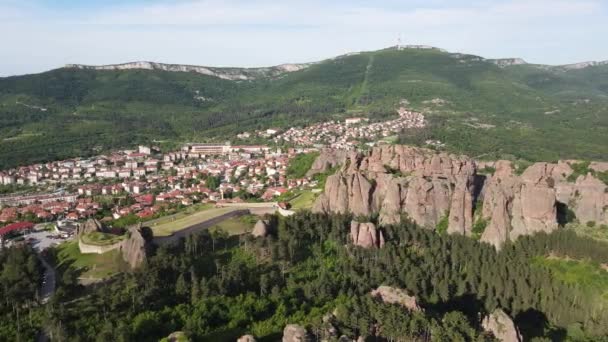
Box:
282;324;310;342
312;145;606;249
370;285;421;312
307;148;351;176
76;218;106;236
313;145;477;231
119;224;152;269
481;162;558;249
237;335;256;342
350;221;384;248
252;220;270;238
482;309;522;342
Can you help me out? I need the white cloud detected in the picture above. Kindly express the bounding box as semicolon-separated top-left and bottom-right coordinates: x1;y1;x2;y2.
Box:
0;0;607;76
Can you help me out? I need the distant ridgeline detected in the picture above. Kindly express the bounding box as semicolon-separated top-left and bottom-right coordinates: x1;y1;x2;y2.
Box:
1;45;607;168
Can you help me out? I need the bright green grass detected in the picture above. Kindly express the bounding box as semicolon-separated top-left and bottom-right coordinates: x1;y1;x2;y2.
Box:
80;231;125;246
289;190;318;210
150;207;239;237
533;256;608;301
56;241;121;279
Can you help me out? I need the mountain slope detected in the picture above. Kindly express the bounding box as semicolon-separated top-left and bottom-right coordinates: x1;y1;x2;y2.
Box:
0;47;607;168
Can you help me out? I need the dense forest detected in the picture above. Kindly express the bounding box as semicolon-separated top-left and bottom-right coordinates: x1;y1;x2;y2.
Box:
1;47;608;168
0;245;43;340
0;212;603;341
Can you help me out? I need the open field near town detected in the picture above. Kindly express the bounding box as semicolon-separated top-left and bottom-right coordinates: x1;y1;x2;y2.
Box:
289;190;318;210
149;206;240;237
56;241;121;280
143;203;214;227
209;215;258;236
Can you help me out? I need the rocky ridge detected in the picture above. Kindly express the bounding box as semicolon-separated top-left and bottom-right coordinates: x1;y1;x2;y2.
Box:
64;61;311;81
311;145;608;248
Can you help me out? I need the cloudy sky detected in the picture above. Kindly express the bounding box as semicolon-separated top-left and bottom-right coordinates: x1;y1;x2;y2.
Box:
1;0;608;76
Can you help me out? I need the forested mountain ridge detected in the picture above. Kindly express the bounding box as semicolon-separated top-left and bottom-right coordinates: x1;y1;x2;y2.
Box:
1;46;607;169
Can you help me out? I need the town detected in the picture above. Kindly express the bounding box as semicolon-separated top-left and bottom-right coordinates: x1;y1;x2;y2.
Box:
0;109;427;248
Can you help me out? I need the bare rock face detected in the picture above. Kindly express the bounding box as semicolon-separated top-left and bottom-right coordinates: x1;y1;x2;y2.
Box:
312;172;372;216
402;177;452;229
313;145;607;249
570;175;608;225
77;218;105;236
307;148;350;176
237;335;256;342
510;163;558;240
119;224;152;269
313;145;476;232
252;220;270;238
370;285;421;311
482;309;522;342
282;324;310;342
447;175;476;235
350;221;384;248
481;162;558;249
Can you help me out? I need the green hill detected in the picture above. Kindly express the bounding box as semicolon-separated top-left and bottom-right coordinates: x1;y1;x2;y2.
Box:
1;47;607;168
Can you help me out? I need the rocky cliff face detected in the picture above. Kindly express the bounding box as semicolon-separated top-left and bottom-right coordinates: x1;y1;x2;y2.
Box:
306;148;351;176
313;145;477;231
312;145;608;248
350;221;384;248
480;162;558;249
481;309;522;342
119;224;152;269
65;61;310;81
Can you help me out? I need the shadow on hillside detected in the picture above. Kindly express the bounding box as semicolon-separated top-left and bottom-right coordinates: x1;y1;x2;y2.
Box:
515;308;567;341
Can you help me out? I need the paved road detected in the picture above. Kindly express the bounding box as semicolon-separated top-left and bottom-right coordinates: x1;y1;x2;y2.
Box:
37;254;56;304
36;254;57;342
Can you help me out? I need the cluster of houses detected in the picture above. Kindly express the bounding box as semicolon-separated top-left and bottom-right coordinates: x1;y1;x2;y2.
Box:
0;196;98;223
0;143;318;227
270;108;425;149
0;108;428;233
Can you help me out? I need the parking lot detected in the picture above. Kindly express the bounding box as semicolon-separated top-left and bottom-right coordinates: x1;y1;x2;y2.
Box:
25;230;71;251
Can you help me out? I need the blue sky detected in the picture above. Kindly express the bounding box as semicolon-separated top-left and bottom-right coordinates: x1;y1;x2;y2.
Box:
1;0;608;76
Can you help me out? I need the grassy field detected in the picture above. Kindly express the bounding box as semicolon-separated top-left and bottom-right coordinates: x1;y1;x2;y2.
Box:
150;206;240;237
144;203;213;227
533;256;608;301
289;190;318;210
209;215;258;236
56;241;121;280
80;231;125;246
